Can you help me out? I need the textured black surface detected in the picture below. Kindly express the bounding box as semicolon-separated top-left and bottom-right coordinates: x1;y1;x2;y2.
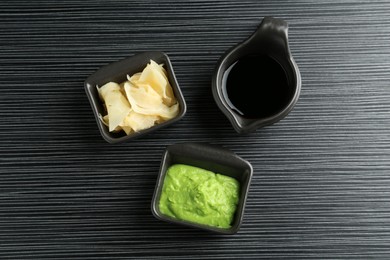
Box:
1;1;390;259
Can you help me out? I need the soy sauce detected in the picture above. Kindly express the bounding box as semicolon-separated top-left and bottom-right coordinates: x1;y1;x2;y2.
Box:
222;55;292;118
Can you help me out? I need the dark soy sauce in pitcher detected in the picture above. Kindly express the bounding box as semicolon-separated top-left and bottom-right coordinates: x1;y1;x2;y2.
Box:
222;54;292;119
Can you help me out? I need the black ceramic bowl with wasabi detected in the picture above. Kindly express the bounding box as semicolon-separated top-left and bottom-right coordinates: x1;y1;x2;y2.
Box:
151;143;253;235
84;51;187;144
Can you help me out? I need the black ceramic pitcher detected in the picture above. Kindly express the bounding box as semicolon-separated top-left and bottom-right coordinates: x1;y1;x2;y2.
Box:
212;17;301;134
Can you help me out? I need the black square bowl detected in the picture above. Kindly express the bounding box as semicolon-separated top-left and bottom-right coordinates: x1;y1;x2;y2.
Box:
84;51;187;144
151;143;253;234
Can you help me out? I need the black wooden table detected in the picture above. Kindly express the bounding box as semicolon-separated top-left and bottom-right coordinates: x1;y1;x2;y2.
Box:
1;1;390;259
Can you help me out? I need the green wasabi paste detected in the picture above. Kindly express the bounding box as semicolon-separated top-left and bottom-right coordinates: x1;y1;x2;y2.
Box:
159;164;240;229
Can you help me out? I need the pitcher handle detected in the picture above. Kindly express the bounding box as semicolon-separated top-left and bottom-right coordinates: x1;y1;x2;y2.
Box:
247;17;291;57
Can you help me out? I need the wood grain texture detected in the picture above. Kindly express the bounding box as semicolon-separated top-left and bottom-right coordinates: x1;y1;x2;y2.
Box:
1;0;390;259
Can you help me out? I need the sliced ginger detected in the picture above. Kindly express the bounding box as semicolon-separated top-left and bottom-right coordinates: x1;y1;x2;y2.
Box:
98;60;179;135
